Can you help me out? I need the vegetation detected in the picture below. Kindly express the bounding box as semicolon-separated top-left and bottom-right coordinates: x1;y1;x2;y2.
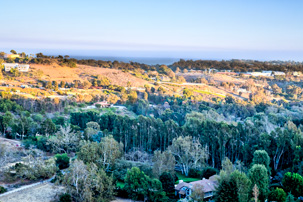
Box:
1;51;303;202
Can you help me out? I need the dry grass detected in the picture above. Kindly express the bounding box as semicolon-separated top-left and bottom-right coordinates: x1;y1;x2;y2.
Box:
30;64;149;87
0;183;64;202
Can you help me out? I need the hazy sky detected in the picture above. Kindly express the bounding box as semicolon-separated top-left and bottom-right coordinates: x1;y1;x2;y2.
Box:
1;0;303;60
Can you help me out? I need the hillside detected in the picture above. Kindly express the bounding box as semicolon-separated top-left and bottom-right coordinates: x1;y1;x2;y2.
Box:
30;64;149;87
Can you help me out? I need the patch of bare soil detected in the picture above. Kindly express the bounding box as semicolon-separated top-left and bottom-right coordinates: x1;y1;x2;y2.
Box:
0;183;64;202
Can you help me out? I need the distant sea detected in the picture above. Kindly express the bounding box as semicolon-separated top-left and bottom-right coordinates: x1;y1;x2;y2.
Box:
70;56;181;66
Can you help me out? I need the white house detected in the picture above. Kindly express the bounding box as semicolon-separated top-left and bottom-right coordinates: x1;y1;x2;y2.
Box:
175;176;219;201
272;71;285;76
246;71;285;77
3;63;30;72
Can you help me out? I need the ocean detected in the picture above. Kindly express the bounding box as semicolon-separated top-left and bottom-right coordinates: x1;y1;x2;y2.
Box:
70;56;181;66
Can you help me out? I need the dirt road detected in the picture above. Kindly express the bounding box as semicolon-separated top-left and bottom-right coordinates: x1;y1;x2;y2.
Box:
0;183;64;202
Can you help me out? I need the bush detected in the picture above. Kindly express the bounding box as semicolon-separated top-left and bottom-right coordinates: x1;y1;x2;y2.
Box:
55;153;70;169
0;186;7;194
112;159;153;182
268;188;286;202
37;136;51;152
282;172;303;198
201;167;218;179
59;193;72;202
22;136;38;149
188;168;202;178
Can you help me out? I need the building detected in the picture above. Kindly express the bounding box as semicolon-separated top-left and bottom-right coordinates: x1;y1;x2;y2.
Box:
237;88;251;94
246;71;285;77
4;54;20;59
94;101;111;108
272;71;285;76
160;76;170;82
247;71;271;77
3;63;30;72
175;176;219;201
293;71;301;76
163;101;170;109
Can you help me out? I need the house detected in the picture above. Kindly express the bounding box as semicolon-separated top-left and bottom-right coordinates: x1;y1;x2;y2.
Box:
4;54;20;59
272;71;285;76
175;176;219;201
160;76;170;82
163;101;170;109
293;71;301;76
20;84;29;88
3;63;30;72
94;101;111;108
247;72;271;77
237;88;251;94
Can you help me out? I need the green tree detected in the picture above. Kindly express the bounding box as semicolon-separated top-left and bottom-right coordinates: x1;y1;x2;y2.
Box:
124;167;167;202
159;172;175;194
124;167;150;201
215;177;239;202
148;178;168;202
230;170;251;202
0;112;13;135
248;164;269;201
282;172;303;198
41;118;56;135
268;188;286;202
252;150;270;172
10;49;17;54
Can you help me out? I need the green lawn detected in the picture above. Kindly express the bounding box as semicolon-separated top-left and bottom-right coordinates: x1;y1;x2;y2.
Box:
175;172;200;184
194;89;225;98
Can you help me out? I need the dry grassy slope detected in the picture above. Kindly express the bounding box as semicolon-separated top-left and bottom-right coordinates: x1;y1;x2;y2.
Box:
177;72;245;85
30;64;149;87
0;183;64;202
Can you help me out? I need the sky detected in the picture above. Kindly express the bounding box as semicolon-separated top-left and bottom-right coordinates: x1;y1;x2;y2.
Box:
1;0;303;61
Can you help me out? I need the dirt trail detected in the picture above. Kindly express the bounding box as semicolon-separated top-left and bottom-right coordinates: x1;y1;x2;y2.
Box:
0;137;21;146
0;183;64;202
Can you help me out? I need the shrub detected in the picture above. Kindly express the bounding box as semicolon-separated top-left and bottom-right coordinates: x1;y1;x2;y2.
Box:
0;186;7;194
55;153;70;169
201;167;218;179
188;168;202;178
59;193;72;202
